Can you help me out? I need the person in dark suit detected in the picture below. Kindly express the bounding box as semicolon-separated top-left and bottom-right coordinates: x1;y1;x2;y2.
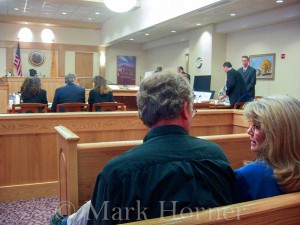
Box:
51;73;85;112
88;75;115;111
237;56;256;99
218;62;246;108
20;77;48;105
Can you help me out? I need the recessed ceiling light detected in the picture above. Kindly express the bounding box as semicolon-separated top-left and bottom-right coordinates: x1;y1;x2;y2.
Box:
14;8;19;11
129;38;134;41
88;17;92;20
196;23;201;26
276;0;284;3
62;12;67;15
95;12;100;15
145;33;149;36
230;13;236;16
171;30;176;33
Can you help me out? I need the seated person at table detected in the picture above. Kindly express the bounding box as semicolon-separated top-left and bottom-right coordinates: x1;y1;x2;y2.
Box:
51;73;85;112
50;73;235;225
20;77;48;105
234;95;300;203
88;75;115;111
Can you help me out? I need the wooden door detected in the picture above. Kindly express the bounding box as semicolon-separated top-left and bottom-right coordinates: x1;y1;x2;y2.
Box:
75;52;93;89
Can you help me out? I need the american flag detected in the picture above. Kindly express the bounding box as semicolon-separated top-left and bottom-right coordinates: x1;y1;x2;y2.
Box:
14;42;22;77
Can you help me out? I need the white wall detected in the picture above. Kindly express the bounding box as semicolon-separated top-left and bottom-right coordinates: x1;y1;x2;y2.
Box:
0;48;6;76
65;51;75;74
0;23;100;46
226;19;300;100
105;42;146;85
145;41;189;74
143;25;215;89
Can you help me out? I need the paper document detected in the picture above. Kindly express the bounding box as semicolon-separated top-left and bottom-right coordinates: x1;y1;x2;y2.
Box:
108;85;120;90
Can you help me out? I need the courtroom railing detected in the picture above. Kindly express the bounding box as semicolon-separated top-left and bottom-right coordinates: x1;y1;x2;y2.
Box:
0;110;248;202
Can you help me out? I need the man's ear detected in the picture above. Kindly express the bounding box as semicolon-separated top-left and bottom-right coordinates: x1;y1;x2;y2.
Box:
181;101;189;120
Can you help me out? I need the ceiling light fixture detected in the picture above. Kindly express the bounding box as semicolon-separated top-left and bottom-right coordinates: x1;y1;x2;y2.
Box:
171;30;176;33
88;18;92;20
230;13;236;16
276;0;284;3
62;12;67;15
14;8;19;11
145;33;149;36
104;0;137;13
95;12;100;15
129;38;134;41
196;23;201;26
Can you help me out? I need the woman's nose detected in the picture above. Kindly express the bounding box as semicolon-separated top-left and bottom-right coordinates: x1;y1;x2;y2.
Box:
247;126;253;135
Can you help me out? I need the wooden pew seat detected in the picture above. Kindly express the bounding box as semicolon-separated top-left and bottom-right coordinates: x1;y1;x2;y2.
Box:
124;192;300;225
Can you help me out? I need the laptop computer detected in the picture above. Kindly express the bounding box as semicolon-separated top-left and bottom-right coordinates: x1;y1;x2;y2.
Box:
193;91;213;103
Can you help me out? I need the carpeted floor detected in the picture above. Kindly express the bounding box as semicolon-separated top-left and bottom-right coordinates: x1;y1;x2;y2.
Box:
0;196;58;225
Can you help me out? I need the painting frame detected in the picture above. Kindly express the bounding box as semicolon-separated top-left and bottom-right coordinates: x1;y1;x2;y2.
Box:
249;53;276;80
117;55;136;85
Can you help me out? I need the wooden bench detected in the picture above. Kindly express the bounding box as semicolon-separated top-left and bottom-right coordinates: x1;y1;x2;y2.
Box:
123;192;300;225
55;125;254;215
0;110;248;202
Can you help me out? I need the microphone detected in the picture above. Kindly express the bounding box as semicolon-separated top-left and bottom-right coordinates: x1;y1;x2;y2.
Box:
105;78;116;85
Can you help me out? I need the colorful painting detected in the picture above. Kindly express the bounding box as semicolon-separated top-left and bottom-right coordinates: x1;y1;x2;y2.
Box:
249;53;276;80
117;56;136;85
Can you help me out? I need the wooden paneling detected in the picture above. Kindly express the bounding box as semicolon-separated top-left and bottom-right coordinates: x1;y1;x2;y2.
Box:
75;52;93;78
1;77;65;109
2;40;100;78
0;110;248;202
0;181;58;202
0;84;8;113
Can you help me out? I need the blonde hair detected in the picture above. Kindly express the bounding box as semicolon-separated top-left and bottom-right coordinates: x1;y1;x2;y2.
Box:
243;95;300;192
93;75;111;95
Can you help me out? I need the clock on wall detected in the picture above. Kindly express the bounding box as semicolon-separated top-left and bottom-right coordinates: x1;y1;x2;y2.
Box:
195;57;202;68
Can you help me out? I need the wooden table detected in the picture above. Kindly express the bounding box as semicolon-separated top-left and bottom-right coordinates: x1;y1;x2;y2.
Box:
193;103;231;109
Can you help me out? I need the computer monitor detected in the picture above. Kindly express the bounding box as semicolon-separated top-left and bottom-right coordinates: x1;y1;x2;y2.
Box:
193;75;211;91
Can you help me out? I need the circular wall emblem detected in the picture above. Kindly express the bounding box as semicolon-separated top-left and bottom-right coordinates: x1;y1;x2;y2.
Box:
28;51;45;67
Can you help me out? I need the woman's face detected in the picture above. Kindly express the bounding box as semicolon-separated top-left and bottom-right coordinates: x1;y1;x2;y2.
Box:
247;122;266;152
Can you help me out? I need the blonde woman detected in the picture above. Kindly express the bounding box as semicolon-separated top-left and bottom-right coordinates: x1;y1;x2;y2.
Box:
88;75;115;111
234;95;300;202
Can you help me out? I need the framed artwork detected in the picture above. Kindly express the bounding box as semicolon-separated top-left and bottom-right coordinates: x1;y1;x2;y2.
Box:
117;56;136;85
249;53;276;80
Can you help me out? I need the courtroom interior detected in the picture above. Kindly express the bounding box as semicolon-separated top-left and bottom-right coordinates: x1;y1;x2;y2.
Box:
0;0;300;224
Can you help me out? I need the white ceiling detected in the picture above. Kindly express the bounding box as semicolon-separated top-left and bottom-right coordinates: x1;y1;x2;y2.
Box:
0;0;299;44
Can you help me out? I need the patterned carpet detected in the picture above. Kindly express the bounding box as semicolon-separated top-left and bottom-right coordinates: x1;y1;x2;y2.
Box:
0;196;58;225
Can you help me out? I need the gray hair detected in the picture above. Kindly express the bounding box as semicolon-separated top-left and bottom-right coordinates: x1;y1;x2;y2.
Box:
65;73;76;84
137;73;193;127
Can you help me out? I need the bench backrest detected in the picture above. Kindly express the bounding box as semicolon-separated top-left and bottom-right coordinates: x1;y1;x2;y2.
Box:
123;192;300;225
55;126;253;214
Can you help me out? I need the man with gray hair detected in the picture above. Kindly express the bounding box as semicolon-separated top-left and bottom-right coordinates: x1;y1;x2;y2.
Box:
51;73;234;225
51;73;85;112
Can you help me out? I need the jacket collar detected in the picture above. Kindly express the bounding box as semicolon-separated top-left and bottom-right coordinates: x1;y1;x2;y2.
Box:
143;125;188;143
